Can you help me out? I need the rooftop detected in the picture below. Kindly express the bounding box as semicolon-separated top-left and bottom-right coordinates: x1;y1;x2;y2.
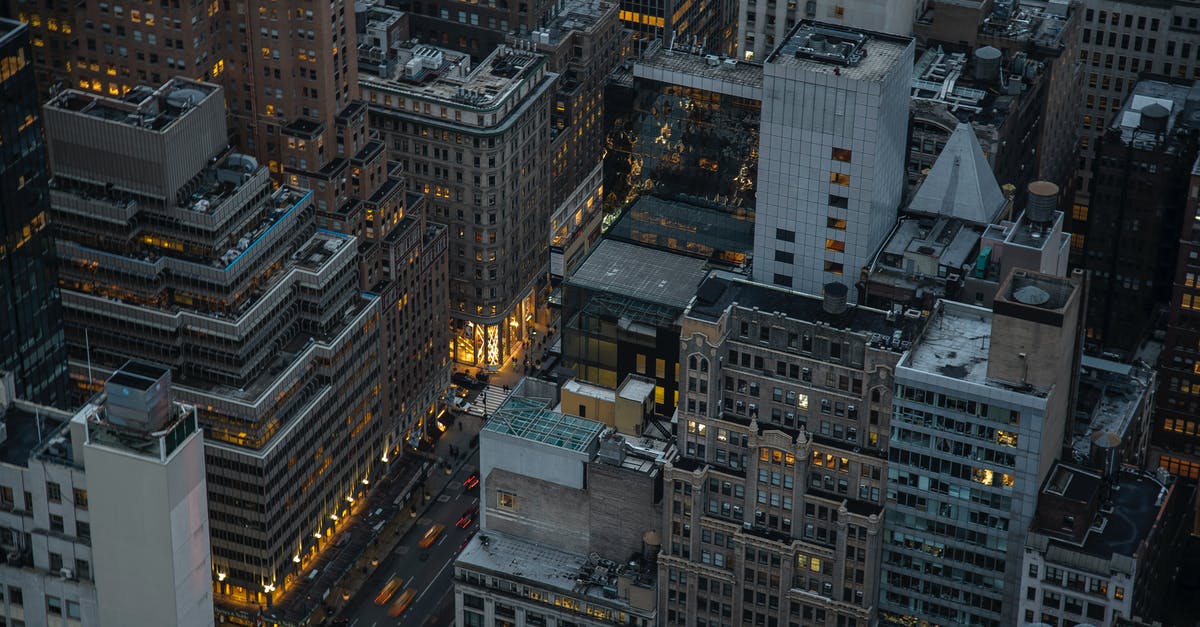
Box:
292;230;353;271
361;41;545;110
484;394;606;453
46;78;220;133
688;272;924;348
1071;357;1154;463
568;239;710;311
457;530;655;610
518;0;613;46
1111;78;1200;149
907;123;1007;224
978;0;1073;50
635;43;765;92
606;195;754;268
1036;463;1172;561
0;403;66;468
768;21;912;82
905;301;994;384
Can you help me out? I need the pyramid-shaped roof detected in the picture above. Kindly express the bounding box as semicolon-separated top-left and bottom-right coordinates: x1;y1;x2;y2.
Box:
908;123;1007;224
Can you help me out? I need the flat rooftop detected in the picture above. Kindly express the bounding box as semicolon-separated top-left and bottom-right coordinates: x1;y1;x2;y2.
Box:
1111;78;1200;148
362;41;544;109
292;230;353;271
768;21;912;82
485;394;606;453
517;0;613;45
0;403;67;468
1071;357;1153;461
46;78;219;133
635;45;765;91
457;530;655;609
687;272;924;348
568;239;709;311
905;301;994;384
1037;463;1171;560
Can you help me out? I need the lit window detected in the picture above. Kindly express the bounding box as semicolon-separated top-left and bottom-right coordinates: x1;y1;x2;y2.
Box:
829;172;850;186
796;394;809;410
824;260;844;274
498;491;518;511
825;239;845;253
831;147;852;162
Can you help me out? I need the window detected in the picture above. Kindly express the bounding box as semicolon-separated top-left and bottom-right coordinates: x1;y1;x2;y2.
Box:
824;261;844;274
49;514;64;533
77;521;90;541
831;147;852;162
774;274;792;287
824;239;845;253
829;172;850;186
827;215;847;228
47;595;62;616
775;250;794;264
776;228;795;243
498;491;518;511
46;482;61;503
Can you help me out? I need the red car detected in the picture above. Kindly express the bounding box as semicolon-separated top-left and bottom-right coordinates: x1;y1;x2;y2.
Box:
457;505;479;528
463;473;479;490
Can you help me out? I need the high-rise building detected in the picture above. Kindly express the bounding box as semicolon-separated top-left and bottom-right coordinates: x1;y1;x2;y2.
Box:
40;80;386;612
363;42;555;367
1078;77;1200;354
736;0;919;62
4;0;76;97
879;269;1084;627
0;362;214;627
753;22;913;300
663;271;919;627
0;19;68;407
1072;0;1200;225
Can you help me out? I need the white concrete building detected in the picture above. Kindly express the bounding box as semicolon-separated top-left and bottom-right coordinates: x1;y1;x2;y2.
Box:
0;364;213;627
737;0;921;62
753;22;914;301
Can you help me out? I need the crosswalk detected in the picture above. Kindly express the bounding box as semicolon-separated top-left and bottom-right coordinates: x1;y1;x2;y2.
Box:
467;384;511;418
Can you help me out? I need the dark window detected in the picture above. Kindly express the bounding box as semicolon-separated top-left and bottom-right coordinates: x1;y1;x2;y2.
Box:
773;274;793;287
774;250;794;264
775;228;795;243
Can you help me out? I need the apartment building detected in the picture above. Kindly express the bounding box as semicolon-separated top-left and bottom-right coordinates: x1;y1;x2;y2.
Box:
363;42;555;367
40;80;385;614
662;272;922;627
0;363;213;627
1079;77;1200;354
879;270;1084;627
0;19;68;407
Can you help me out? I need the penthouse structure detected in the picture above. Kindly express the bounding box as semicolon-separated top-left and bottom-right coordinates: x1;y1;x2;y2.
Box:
663;272;923;626
363;42;556;367
40;80;386;611
879;270;1085;627
0;363;213;627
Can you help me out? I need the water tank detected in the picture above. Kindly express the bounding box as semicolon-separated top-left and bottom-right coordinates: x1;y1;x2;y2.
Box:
974;46;1002;82
822;282;849;315
1139;102;1169;133
1090;431;1122;478
1025;180;1059;225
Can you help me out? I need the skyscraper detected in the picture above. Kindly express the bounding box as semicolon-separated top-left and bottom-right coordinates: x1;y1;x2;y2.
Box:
41;79;386;611
0;18;68;407
753;22;913;300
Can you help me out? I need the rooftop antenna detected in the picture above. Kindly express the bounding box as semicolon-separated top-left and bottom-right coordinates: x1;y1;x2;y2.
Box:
85;328;94;389
35;408;42;443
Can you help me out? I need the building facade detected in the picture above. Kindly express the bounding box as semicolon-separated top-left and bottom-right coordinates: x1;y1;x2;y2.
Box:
0;363;214;627
753;22;913;301
364;43;556;367
662;272;921;627
879;270;1084;627
41;80;386;614
1078;77;1200;354
0;19;68;407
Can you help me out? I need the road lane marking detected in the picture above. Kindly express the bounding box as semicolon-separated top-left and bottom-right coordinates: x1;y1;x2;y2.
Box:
414;556;455;606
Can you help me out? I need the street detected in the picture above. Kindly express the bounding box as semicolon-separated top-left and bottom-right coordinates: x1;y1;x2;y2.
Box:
337;456;479;627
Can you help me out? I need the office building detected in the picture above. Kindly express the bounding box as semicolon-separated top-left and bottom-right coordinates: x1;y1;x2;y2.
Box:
1072;0;1200;220
0;362;213;627
363;42;555;367
1156;155;1200;480
736;0;919;62
41;80;385;614
912;0;1082;197
1078;77;1200;355
879;269;1084;627
4;0;75;96
1019;462;1191;627
561;239;710;418
454;378;669;626
662;272;922;627
753;22;913;300
0;19;68;407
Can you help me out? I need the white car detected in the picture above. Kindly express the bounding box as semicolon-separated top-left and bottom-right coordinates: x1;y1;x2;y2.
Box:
451;397;472;413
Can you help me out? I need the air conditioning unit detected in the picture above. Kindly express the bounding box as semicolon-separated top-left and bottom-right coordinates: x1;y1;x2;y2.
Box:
5;551;20;564
60;568;75;580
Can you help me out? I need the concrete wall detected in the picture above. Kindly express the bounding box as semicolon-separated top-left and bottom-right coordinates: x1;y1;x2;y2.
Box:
483;468;592;555
85;426;213;627
584;461;661;560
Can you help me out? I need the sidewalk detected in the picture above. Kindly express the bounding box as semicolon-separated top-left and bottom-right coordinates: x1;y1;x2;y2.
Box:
311;411;486;624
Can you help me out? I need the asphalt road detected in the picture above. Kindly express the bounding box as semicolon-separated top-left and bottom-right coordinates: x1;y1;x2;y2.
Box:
340;456;480;627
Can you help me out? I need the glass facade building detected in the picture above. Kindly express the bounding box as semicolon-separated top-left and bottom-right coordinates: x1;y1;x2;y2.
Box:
0;19;68;406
